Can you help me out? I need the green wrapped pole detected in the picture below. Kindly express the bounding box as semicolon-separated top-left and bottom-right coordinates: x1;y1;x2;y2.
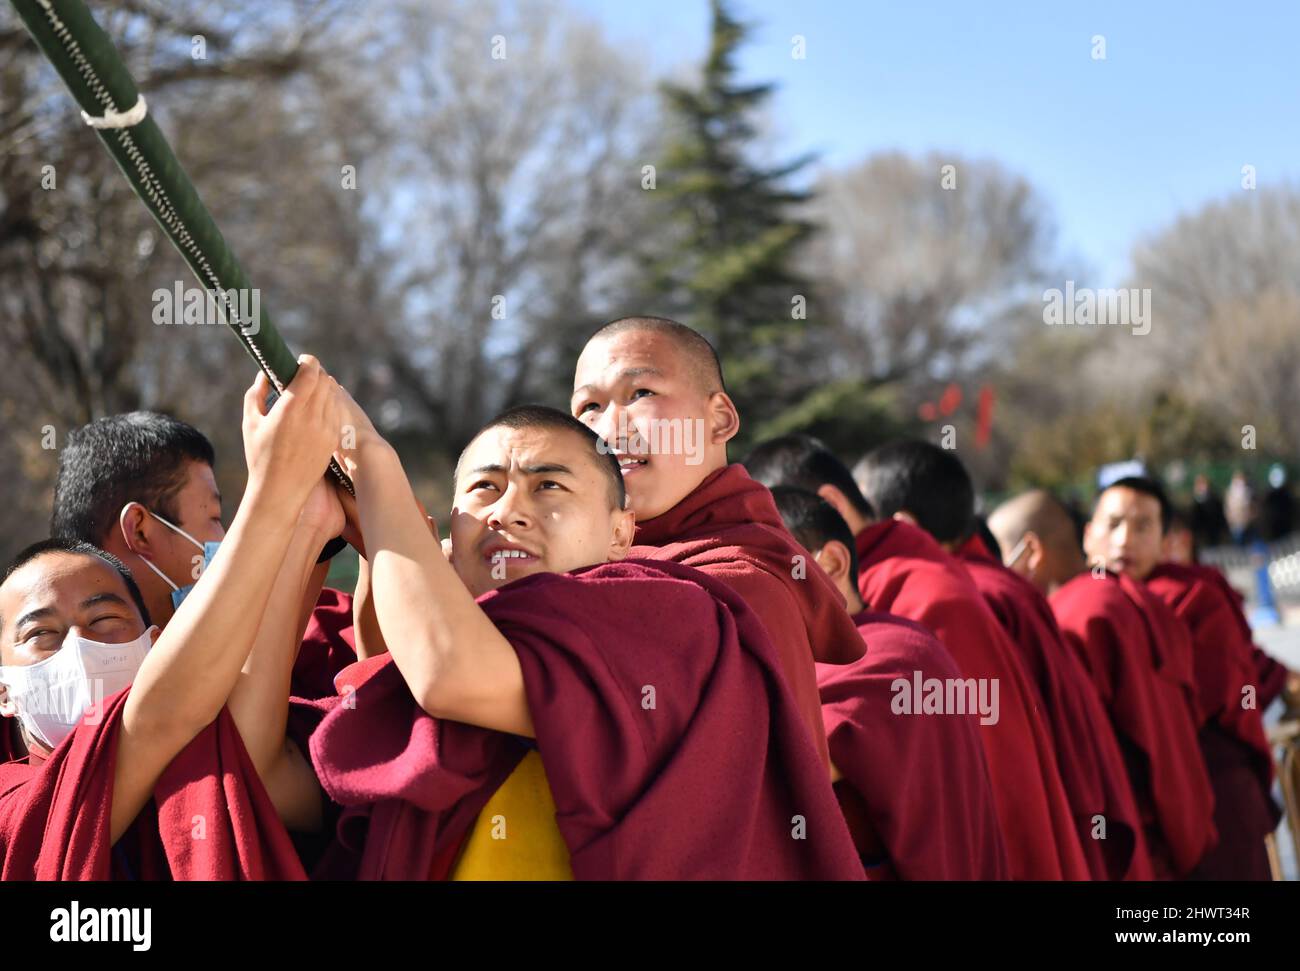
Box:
11;0;354;494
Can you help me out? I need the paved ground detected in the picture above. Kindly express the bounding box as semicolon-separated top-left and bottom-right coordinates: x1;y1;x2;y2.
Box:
1253;615;1300;667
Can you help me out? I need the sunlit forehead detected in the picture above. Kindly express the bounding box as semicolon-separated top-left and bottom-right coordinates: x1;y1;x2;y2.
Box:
1096;488;1158;526
456;426;587;494
575;332;694;396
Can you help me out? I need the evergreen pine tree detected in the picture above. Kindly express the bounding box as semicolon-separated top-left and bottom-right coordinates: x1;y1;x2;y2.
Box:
650;0;821;444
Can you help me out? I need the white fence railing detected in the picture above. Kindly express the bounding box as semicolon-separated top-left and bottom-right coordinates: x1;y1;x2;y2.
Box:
1201;534;1300;597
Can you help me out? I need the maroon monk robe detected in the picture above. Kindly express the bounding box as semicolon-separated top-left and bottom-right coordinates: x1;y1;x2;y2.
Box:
1177;561;1288;708
854;519;1089;880
1051;571;1216;878
1145;563;1280;881
1146;564;1273;770
631;464;865;767
293;587;358;701
955;535;1152;880
309;559;863;880
817;610;1008;880
305;651;534;882
0;689;307;879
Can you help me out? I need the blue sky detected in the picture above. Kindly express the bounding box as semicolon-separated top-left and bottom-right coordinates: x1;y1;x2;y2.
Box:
571;0;1300;283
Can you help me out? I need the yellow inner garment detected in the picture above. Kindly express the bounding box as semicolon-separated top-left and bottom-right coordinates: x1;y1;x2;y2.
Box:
450;750;573;880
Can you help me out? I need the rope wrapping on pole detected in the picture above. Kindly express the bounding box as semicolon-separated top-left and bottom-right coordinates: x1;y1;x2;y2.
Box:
12;0;355;495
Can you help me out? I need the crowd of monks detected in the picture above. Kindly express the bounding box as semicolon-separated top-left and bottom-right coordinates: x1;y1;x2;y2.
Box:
0;315;1292;880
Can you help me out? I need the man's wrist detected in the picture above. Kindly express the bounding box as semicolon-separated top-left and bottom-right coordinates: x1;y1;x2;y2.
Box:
242;479;308;525
345;438;400;484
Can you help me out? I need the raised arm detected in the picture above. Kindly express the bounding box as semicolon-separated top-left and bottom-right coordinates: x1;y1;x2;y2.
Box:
351;553;387;661
110;359;342;843
345;491;440;662
334;393;532;738
223;475;343;832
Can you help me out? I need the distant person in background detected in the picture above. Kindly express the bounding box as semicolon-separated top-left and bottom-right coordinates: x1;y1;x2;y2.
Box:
849;441;1090;880
764;485;1008;880
854;444;1147;881
1086;476;1279;880
1164;495;1293;717
1224;471;1254;547
746;434;1087;880
1189;474;1228;550
1260;464;1294;541
1061;493;1089;545
990;489;1216;879
1162;508;1197;565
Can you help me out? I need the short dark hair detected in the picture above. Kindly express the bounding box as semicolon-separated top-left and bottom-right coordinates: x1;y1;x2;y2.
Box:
456;405;626;510
2;538;152;631
1099;475;1172;533
51;412;216;546
769;486;860;578
588;316;726;394
743;434;875;520
854;440;974;544
972;517;1003;560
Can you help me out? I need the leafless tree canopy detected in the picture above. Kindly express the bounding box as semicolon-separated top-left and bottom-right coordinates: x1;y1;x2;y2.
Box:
362;0;662;448
1130;187;1300;456
0;0;662;549
806;151;1058;392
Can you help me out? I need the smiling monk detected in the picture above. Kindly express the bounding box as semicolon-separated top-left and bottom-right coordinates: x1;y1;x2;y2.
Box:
570;317;865;769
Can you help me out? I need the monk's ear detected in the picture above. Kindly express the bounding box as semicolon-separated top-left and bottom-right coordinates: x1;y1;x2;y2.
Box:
1081;518;1101;560
1023;532;1045;576
706;391;740;446
606;507;636;561
117;501;156;556
812;540;852;586
0;682;14;719
815;485;853;525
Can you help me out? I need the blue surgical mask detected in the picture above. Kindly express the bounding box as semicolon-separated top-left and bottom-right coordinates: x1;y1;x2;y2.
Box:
119;503;221;609
169;541;221;610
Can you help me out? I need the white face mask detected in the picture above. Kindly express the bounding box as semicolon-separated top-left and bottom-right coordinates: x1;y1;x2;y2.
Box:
1002;535;1030;570
0;626;155;751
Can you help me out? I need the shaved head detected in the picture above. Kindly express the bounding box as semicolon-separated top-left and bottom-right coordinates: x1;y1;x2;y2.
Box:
989;489;1076;551
585;317;725;396
572;316;739;521
988;489;1086;593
